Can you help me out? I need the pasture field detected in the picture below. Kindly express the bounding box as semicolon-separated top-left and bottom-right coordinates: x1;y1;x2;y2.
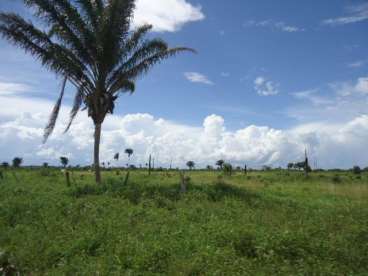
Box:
0;169;367;275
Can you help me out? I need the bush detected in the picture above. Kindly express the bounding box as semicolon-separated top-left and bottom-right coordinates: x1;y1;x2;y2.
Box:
273;233;312;261
0;250;19;275
223;163;233;176
352;166;361;175
332;175;342;184
233;233;258;258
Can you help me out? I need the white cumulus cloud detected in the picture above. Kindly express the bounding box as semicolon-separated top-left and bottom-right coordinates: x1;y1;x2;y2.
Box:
2;94;368;169
333;76;368;96
288;76;368;123
292;90;333;106
323;3;368;26
254;76;279;96
133;0;205;32
184;72;213;85
356;77;368;94
245;20;304;32
0;81;30;96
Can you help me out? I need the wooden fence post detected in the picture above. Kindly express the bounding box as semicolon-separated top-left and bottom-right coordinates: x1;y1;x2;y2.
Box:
65;171;71;187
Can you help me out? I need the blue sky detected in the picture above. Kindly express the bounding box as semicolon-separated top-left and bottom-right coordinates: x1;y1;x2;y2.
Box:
1;0;368;168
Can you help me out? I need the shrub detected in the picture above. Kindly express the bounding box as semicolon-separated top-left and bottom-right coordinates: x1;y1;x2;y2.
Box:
40;169;50;177
0;250;19;275
273;233;311;261
352;166;361;175
332;175;342;184
233;233;258;258
223;163;233;176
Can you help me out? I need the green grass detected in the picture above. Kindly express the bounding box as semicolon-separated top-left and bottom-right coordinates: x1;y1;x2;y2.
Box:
0;169;367;275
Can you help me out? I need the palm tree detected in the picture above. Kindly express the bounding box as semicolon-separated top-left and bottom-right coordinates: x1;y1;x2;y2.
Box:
223;163;233;176
113;152;119;168
186;161;195;170
114;153;119;161
0;0;194;183
125;148;133;166
216;160;224;170
60;156;69;168
12;157;23;168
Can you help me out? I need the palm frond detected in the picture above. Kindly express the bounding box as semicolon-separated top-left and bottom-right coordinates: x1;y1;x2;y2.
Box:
43;77;67;143
108;39;168;87
109;47;195;94
98;0;136;72
124;24;153;53
53;0;97;56
0;12;94;93
74;0;101;31
24;0;97;69
64;86;84;133
111;79;135;95
120;38;169;70
94;0;105;12
127;47;196;79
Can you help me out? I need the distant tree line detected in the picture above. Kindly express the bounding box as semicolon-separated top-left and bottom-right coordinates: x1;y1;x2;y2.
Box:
2;152;368;176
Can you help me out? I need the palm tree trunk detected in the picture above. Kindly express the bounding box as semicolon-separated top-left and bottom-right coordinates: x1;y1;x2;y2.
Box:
94;123;102;183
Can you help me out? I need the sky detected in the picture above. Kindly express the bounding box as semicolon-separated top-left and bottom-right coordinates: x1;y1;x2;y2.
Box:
0;0;368;169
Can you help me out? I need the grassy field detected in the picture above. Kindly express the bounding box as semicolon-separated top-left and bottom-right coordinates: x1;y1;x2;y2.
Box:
0;169;367;275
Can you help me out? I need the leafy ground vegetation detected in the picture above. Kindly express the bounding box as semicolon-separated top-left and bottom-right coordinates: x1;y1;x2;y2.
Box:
0;169;367;275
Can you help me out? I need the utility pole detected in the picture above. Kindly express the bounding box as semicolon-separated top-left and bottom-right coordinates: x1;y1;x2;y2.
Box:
148;155;152;175
304;148;309;177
